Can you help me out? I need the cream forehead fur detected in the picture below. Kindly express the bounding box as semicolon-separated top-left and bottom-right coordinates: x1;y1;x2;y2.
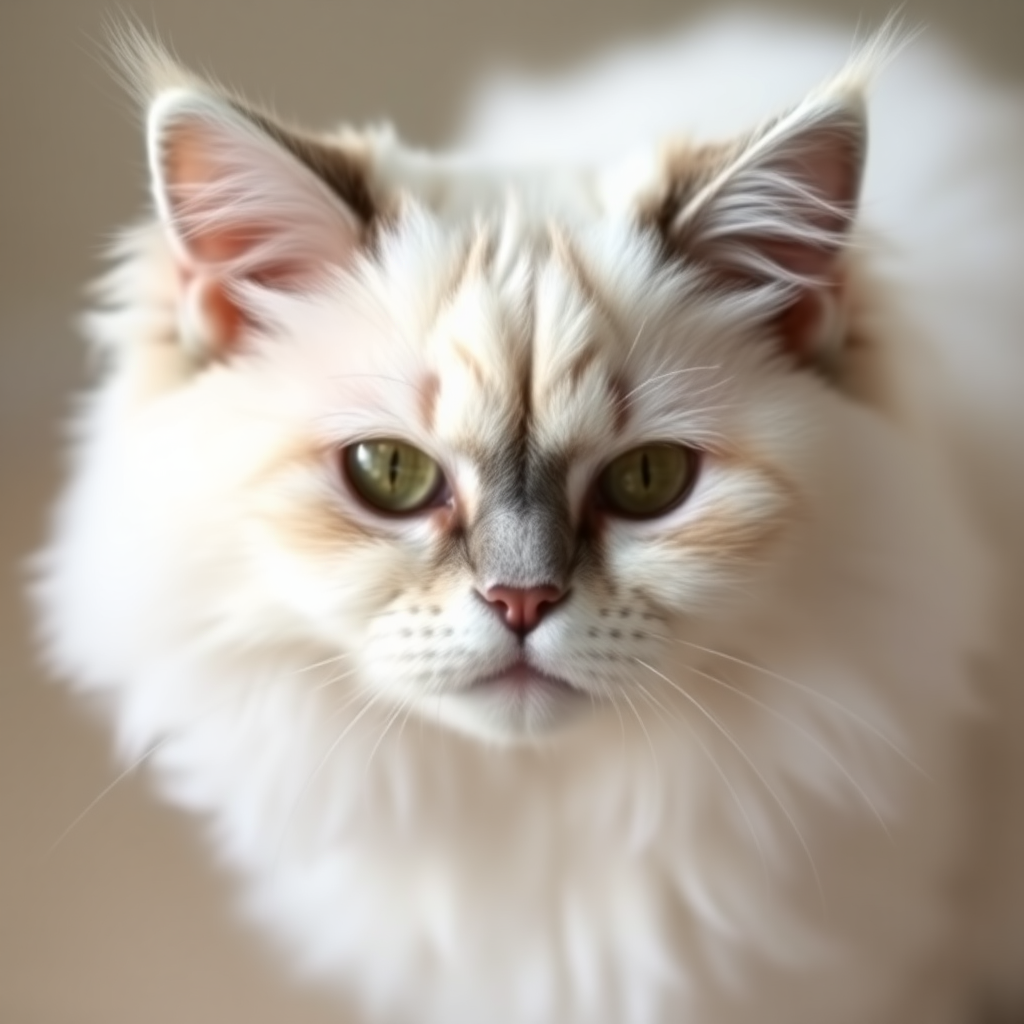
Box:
34;14;1024;1024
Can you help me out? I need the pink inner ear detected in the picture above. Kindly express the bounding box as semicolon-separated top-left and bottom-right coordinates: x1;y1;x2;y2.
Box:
163;121;267;268
762;135;860;361
153;98;364;353
765;129;862;279
179;270;246;351
677;108;864;364
774;273;845;362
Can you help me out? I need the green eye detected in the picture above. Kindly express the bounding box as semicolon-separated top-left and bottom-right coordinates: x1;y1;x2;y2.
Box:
344;440;444;513
598;444;697;518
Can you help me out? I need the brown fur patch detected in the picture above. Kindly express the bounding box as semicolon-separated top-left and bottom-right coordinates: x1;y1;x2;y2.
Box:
418;372;440;432
232;108;405;259
247;444;384;553
455;227;495;294
636;139;739;251
413;229;482;344
549;226;622;337
543;227;628;415
248;115;382;226
609;375;631;436
452;340;487;387
428;226;497;334
671;501;789;563
672;450;800;563
564;341;602;390
279;497;382;554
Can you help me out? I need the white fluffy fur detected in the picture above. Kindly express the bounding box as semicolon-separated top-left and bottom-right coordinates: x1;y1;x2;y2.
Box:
35;14;1024;1024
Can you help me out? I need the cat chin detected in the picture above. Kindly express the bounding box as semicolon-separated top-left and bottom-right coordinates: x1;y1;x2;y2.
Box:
426;674;593;743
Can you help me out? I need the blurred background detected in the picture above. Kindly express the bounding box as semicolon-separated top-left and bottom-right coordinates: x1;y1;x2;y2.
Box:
0;1;1020;1021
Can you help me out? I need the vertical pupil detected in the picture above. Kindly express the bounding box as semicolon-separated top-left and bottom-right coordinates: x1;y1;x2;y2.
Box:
640;452;651;491
388;447;400;490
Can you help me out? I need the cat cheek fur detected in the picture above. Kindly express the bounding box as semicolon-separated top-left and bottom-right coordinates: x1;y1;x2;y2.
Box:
33;15;1024;1024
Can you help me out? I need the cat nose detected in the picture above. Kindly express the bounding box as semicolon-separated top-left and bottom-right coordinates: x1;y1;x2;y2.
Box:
481;585;564;636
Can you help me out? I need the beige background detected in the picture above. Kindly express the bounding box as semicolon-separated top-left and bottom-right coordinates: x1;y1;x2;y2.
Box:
1;1;1021;1022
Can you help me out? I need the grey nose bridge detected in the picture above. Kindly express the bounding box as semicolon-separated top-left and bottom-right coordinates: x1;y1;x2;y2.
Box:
469;463;573;590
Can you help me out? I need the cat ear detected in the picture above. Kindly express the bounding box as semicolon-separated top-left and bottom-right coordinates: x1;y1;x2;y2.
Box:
148;89;369;356
650;89;866;365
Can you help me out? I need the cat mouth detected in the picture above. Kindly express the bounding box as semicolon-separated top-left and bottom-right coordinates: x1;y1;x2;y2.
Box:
470;660;579;697
438;660;589;740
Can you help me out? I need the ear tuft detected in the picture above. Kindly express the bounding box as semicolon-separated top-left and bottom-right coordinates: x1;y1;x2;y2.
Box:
104;17;198;108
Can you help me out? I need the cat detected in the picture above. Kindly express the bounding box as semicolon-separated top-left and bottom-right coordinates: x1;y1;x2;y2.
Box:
33;12;1024;1024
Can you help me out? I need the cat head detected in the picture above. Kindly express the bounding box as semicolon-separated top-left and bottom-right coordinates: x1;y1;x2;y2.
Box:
82;36;874;743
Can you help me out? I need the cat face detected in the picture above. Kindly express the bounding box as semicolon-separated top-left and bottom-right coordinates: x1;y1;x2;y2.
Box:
89;60;865;742
254;218;801;740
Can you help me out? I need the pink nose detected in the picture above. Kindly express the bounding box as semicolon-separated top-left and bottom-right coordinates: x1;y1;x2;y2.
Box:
481;585;564;635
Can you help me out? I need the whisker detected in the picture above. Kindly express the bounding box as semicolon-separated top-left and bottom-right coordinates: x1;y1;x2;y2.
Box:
632;375;731;407
622;315;648;369
310;666;360;693
394;693;417;750
621;365;723;403
46;737;170;859
46;687;250;857
629;679;676;729
323;372;430;399
672;638;928;778
48;656;355;861
618;687;661;789
616;686;666;845
602;679;629;759
293;651;353;675
324;684;376;719
627;670;769;887
363;697;410;780
678;659;893;841
274;691;382;861
636;657;824;912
